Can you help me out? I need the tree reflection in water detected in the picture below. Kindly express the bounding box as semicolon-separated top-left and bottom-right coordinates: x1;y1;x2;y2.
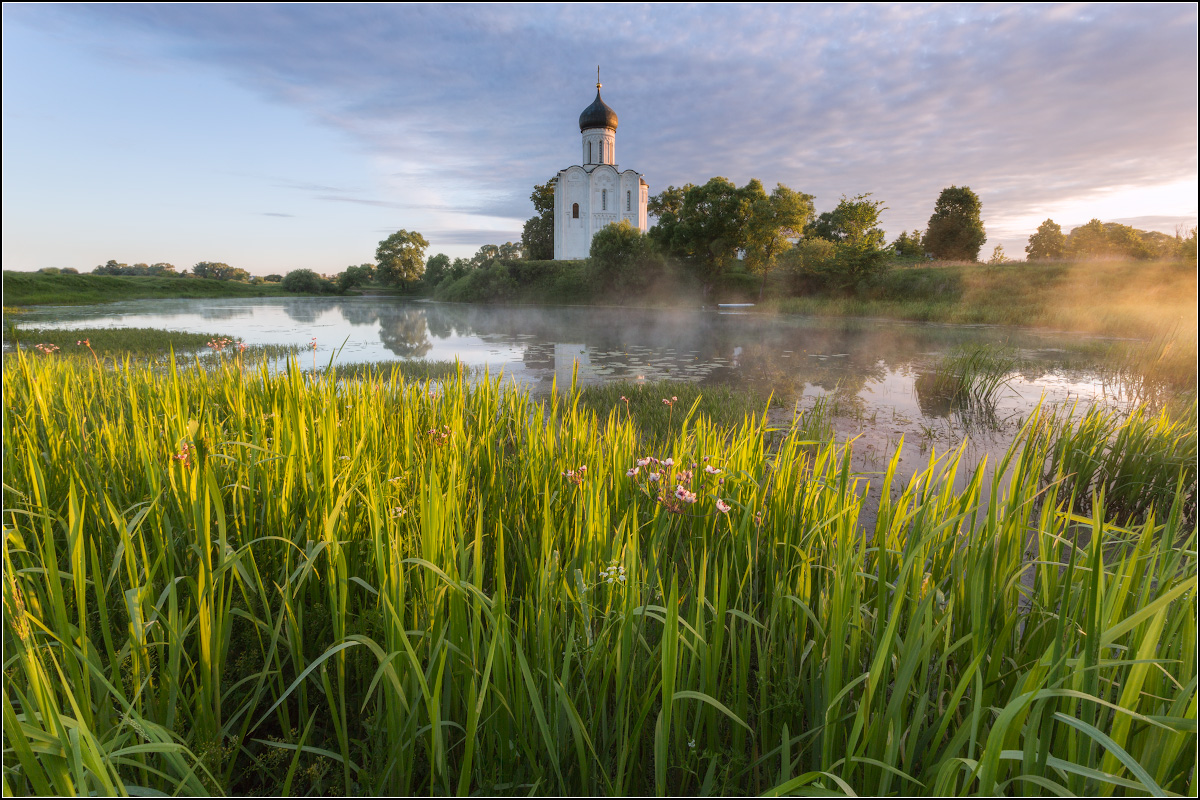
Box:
377;307;433;358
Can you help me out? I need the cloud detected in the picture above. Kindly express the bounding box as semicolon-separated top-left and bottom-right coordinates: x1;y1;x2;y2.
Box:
10;3;1198;253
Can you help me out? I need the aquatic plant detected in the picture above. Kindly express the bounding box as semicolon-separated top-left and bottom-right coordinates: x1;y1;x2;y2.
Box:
914;344;1018;418
2;353;1195;796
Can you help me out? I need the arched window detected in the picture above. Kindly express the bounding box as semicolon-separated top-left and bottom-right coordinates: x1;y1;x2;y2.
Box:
627;191;631;211
572;202;579;219
602;189;607;211
587;142;592;163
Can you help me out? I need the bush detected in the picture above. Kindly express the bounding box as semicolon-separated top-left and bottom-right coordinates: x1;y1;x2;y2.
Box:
589;220;661;291
281;269;337;294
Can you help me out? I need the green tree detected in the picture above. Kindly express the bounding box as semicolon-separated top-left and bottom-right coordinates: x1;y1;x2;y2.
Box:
282;269;334;294
498;241;523;260
470;244;500;269
743;182;815;299
424;253;451;286
807;194;887;248
647;184;693;221
192;262;248;281
924;186;986;261
375;230;429;287
521;179;556;260
589;219;657;290
337;263;375;292
1025;219;1065;260
650;177;755;294
893;229;925;258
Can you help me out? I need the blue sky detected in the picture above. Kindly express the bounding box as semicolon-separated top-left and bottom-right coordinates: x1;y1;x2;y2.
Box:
3;3;1196;274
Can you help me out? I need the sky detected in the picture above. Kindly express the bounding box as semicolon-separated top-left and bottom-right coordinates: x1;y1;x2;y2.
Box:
3;3;1197;274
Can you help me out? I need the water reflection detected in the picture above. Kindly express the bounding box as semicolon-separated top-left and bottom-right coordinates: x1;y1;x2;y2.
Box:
13;296;1132;414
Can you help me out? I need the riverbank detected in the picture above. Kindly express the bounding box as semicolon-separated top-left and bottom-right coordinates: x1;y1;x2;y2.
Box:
2;271;297;306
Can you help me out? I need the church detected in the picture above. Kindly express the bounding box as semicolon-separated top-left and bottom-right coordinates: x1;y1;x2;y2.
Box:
553;78;649;260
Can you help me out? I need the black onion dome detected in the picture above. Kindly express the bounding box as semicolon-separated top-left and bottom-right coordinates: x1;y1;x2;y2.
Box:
579;89;618;131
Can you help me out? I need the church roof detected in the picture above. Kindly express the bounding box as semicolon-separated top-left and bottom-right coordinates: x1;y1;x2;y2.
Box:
579;88;618;131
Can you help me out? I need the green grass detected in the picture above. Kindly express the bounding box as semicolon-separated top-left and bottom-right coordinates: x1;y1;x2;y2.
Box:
2;271;302;306
327;359;463;383
1038;401;1198;527
4;326;302;363
2;354;1196;796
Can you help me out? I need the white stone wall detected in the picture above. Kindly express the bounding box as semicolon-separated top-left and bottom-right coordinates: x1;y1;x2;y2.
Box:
552;125;648;260
581;128;616;165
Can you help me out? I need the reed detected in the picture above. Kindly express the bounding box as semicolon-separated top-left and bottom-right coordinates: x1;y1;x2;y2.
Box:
913;344;1018;418
2;353;1195;796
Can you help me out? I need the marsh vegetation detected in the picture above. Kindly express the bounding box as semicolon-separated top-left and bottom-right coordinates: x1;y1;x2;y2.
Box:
2;352;1194;796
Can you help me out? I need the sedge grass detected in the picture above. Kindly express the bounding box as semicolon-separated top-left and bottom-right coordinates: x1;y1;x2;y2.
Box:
2;353;1195;796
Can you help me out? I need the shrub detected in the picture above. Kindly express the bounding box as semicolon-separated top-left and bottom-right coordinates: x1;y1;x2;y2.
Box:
281;269;336;294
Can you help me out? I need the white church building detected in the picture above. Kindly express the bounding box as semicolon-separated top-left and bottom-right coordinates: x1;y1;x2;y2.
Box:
553;79;648;260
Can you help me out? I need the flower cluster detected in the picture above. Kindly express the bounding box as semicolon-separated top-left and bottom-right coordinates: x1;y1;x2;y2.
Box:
33;343;59;355
600;560;626;585
625;453;732;516
562;465;588;485
428;425;452;446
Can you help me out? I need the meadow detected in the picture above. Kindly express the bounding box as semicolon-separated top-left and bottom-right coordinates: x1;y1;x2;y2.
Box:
2;351;1195;796
1;272;294;307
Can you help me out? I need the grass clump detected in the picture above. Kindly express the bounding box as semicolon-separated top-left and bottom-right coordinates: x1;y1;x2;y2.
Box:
1039;401;1198;526
2;354;1195;796
327;359;462;383
913;344;1018;417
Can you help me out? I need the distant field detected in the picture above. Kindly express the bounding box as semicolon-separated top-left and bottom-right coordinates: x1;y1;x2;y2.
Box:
2;271;293;306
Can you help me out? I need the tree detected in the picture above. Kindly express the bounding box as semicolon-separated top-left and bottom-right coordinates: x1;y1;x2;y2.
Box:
924;186;986;261
893;229;925;258
650;177;756;294
282;269;334;294
424;253;451;286
375;230;429;286
589;219;657;290
743;182;815;298
521;179;556;260
498;241;523;261
1025;219;1065;260
807;194;887;248
337;263;375;292
470;244;500;269
647;184;693;222
192;262;249;281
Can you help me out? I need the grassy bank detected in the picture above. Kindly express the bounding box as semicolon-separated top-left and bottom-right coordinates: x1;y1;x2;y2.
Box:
2;271;295;306
767;259;1198;340
3;354;1195;795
